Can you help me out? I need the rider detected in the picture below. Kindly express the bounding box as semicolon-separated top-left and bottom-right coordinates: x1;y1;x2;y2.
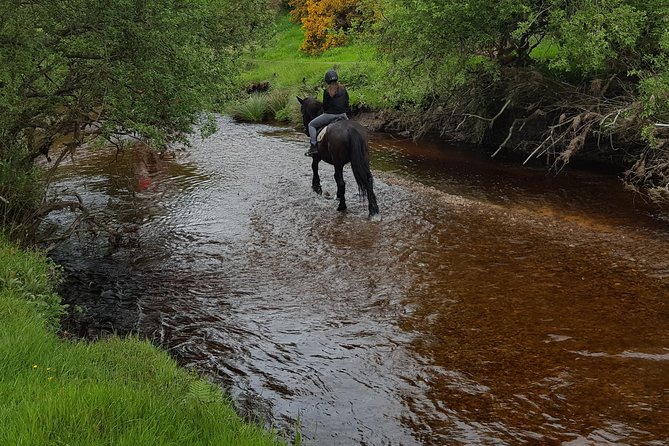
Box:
305;69;349;156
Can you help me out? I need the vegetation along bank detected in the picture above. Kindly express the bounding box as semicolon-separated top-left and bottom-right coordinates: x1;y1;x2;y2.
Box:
233;1;669;204
0;237;285;445
0;1;286;443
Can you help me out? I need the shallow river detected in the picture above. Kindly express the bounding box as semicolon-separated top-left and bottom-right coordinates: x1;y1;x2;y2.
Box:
47;118;669;445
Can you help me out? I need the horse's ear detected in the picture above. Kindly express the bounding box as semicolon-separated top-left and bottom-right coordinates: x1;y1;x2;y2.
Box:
296;96;304;105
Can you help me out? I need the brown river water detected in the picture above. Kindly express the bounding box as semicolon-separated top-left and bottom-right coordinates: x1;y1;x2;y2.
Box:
45;117;669;445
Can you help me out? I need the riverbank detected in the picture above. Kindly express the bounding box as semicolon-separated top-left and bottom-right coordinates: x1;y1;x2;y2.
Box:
0;237;284;445
233;12;669;205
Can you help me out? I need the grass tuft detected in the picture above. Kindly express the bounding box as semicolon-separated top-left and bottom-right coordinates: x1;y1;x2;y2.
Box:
227;93;271;122
227;89;298;123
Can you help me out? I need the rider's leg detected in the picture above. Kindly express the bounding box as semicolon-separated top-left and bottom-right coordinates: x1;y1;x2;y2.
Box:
305;114;336;156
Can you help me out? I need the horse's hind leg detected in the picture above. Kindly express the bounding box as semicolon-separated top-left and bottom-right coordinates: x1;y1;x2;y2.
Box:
311;157;322;194
367;180;379;216
334;164;346;211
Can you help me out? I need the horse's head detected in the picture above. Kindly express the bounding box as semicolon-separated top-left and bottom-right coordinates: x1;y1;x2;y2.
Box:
297;97;323;135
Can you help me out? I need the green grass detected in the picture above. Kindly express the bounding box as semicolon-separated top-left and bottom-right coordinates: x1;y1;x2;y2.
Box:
237;14;389;110
227;93;274;122
0;238;284;446
226;90;298;123
530;36;561;62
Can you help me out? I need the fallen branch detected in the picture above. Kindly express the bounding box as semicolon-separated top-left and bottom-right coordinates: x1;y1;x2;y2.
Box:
460;98;512;130
492;109;546;157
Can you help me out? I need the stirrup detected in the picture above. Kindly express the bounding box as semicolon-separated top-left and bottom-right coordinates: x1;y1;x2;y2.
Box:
305;144;318;157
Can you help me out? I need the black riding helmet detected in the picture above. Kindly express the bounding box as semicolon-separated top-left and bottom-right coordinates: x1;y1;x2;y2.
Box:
324;69;338;83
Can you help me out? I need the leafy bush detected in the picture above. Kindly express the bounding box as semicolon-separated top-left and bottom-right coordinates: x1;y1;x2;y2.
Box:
290;0;365;54
639;30;669;121
369;0;669;200
0;158;45;238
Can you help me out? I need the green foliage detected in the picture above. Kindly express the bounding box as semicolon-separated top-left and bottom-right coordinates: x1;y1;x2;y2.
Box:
266;89;292;118
369;0;669;197
639;64;669;121
0;0;271;146
186;379;224;404
375;0;667;82
0;0;272;235
370;0;525;109
227;94;273;122
373;0;669;121
546;1;647;75
0;161;44;234
638;28;669;124
0;238;64;331
227;90;296;123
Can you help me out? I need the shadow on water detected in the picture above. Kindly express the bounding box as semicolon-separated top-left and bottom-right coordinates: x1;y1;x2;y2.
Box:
46;118;669;445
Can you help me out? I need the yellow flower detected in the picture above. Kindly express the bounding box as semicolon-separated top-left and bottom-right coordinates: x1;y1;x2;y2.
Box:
32;364;38;369
46;367;53;371
48;376;54;381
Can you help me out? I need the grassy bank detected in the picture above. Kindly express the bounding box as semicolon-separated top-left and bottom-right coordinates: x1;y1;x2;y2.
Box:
228;14;389;123
0;238;283;445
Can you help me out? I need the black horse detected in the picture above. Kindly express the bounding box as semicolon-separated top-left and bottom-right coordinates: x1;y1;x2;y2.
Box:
297;96;379;217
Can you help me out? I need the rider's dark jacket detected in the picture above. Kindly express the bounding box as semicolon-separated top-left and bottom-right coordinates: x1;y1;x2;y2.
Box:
323;86;349;115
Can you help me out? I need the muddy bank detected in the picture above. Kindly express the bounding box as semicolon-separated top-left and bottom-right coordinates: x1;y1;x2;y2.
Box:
355;107;630;172
351;69;668;204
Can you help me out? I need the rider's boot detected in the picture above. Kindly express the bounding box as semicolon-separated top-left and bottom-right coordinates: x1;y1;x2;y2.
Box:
304;142;318;157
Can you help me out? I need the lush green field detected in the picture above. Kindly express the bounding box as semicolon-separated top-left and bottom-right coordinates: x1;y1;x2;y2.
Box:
0;239;284;446
230;15;389;122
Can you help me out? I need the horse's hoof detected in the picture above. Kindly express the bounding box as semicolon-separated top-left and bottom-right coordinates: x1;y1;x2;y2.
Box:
313;186;322;195
337;203;347;212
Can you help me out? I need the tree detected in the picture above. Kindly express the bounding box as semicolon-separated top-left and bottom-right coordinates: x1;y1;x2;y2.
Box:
376;0;665;72
373;0;669;200
288;0;310;23
0;0;271;238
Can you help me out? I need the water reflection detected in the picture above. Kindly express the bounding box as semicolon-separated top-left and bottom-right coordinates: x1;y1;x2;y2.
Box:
48;118;669;445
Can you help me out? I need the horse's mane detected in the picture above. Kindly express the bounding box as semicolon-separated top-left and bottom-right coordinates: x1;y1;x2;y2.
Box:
303;97;323;116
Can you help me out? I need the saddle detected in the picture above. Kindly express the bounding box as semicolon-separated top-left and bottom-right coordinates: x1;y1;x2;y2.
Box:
316;116;348;143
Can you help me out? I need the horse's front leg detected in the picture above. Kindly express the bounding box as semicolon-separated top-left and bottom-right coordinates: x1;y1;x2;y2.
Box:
334;164;346;211
311;157;322;194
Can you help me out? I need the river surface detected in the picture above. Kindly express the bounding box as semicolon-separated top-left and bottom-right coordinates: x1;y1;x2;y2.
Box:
46;117;669;445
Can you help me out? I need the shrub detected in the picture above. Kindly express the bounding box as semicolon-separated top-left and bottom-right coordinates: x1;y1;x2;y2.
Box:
0;156;45;240
291;0;364;54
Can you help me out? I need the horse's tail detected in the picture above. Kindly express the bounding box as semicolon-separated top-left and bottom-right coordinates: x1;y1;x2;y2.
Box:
349;127;379;215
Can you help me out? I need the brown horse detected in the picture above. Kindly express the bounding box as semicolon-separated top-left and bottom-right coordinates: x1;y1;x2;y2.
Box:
297;96;379;217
